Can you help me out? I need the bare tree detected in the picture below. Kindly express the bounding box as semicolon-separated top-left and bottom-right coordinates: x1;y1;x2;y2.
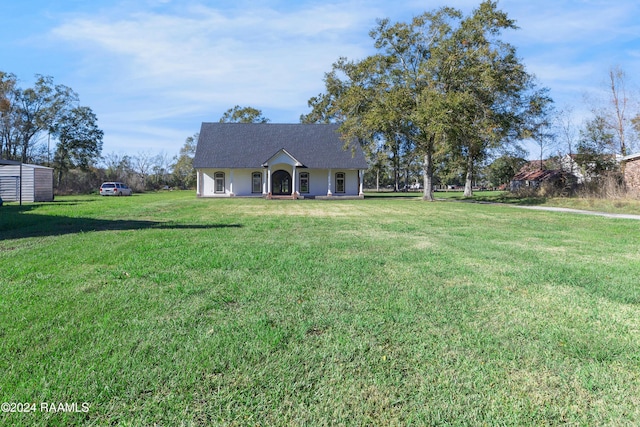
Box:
102;152;134;182
555;107;578;174
133;151;154;190
593;66;640;158
608;66;630;157
152;151;171;187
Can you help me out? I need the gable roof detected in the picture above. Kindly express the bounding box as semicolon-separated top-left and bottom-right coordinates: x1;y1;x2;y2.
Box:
193;123;368;169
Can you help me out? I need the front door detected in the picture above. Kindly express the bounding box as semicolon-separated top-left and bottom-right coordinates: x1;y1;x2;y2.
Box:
272;170;291;195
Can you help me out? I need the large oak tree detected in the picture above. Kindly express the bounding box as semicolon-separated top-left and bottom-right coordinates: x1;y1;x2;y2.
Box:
304;1;549;199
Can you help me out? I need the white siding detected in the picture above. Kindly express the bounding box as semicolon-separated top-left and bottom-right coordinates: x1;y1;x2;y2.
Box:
0;164;54;202
199;168;262;197
197;167;363;198
0;165;32;202
34;167;54;201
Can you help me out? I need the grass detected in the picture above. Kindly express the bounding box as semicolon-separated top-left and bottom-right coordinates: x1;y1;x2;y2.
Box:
427;189;640;214
1;191;640;425
369;189;640;214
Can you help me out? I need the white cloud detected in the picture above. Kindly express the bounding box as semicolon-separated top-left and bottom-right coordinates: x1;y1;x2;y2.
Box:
44;0;640;155
49;1;385;152
51;2;377;94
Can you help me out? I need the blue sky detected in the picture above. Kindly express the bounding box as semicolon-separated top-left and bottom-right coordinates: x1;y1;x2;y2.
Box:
2;0;639;159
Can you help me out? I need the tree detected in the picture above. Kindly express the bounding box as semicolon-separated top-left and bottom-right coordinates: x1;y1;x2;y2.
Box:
633;114;640;143
51;106;103;187
219;106;270;123
575;115;618;178
151;152;171;188
102;152;134;183
10;75;78;163
171;133;198;189
435;1;546;196
587;66;638;159
0;72;18;159
304;8;461;200
606;66;632;157
486;155;528;187
364;146;392;191
523;89;556;170
555;107;578;174
303;1;544;200
132;151;155;191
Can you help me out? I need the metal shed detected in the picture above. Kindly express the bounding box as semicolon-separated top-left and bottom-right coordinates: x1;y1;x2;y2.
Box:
0;159;54;203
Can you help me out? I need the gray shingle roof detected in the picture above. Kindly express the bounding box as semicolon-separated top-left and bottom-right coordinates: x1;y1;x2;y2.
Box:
193;123;368;169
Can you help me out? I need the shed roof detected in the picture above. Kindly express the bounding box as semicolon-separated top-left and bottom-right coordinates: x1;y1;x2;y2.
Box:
0;158;21;165
193;123;368;170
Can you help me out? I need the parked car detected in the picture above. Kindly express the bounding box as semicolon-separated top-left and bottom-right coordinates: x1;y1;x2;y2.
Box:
100;182;132;196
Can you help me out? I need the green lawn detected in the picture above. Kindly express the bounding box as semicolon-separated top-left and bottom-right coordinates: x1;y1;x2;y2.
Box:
365;189;640;214
431;190;640;214
1;192;640;425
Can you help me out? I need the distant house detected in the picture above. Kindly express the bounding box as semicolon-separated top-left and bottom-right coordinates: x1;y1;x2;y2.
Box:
193;123;368;199
509;159;579;192
0;159;54;203
510;168;564;191
622;152;640;194
563;153;622;184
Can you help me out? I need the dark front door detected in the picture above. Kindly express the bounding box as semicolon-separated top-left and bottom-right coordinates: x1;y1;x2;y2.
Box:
272;170;291;195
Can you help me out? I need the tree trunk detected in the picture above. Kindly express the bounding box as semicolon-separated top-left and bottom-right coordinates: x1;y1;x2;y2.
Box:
402;166;409;191
422;150;434;201
393;143;400;192
464;155;474;197
394;164;400;192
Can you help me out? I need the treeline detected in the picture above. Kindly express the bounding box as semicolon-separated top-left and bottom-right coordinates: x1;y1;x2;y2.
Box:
359;65;640;194
0;72;105;190
99;137;197;193
0;71;197;194
51;135;197;195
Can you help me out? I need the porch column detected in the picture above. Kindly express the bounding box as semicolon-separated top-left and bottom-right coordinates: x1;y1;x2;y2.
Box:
359;170;364;196
327;169;332;196
292;165;297;198
196;171;202;196
267;167;272;198
229;169;234;196
262;168;267;195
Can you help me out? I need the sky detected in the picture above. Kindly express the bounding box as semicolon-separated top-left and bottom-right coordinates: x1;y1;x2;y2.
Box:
2;0;639;160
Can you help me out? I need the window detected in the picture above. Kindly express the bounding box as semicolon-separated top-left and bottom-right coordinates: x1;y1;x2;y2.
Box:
299;172;309;193
252;172;262;193
214;172;225;193
335;172;345;193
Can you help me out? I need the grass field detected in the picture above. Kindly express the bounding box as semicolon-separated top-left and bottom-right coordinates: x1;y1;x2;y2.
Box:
426;189;640;215
2;191;640;425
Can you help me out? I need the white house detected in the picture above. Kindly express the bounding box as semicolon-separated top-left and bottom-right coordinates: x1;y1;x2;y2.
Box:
193;123;368;199
0;159;54;203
